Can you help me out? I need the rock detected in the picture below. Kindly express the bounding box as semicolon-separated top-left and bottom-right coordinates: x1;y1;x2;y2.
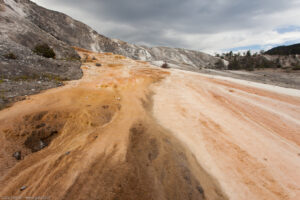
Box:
36;123;46;129
39;140;46;149
196;186;204;194
0;1;82;110
102;105;109;109
20;186;27;191
13;151;21;160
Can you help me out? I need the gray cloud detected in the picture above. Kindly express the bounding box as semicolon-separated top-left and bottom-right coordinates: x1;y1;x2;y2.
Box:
32;0;300;53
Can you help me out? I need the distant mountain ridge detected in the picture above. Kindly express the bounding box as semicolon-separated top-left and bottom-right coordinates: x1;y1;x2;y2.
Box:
265;43;300;55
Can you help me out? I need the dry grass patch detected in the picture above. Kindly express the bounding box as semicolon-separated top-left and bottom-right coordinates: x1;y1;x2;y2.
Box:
72;47;93;54
103;52;113;55
136;61;148;64
108;64;124;68
114;55;126;59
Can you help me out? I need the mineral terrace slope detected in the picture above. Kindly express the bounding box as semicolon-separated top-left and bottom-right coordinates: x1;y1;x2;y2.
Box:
152;69;300;200
0;48;299;200
0;49;225;200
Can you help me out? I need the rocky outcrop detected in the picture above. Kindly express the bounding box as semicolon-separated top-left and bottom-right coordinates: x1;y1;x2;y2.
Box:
263;43;300;69
17;0;221;70
263;54;300;70
0;0;82;109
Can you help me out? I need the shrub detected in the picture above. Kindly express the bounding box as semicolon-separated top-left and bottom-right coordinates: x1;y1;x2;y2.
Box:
214;59;226;69
13;74;39;81
63;56;81;61
95;63;102;67
4;53;17;59
292;66;300;70
227;54;278;70
115;55;125;59
0;5;5;12
161;62;170;69
33;44;56;58
42;73;68;82
228;57;240;70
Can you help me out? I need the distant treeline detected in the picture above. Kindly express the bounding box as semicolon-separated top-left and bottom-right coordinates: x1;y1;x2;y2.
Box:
216;51;279;71
215;43;300;71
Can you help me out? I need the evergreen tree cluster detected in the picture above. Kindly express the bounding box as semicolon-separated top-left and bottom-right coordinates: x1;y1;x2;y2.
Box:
216;50;278;71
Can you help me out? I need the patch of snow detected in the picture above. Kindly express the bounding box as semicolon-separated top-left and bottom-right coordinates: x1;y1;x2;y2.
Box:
112;38;122;43
150;60;164;67
137;49;152;61
222;59;229;66
150;60;190;70
178;54;194;66
69;23;75;29
144;50;152;60
3;0;26;17
228;70;257;76
89;30;101;52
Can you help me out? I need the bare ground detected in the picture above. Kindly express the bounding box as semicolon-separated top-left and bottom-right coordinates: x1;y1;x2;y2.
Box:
0;48;225;200
0;48;299;200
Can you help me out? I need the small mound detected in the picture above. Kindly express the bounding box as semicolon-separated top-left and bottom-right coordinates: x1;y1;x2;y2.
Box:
3;111;68;153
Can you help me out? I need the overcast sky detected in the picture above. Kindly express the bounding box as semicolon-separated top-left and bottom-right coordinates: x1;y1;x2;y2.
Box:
31;0;300;54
